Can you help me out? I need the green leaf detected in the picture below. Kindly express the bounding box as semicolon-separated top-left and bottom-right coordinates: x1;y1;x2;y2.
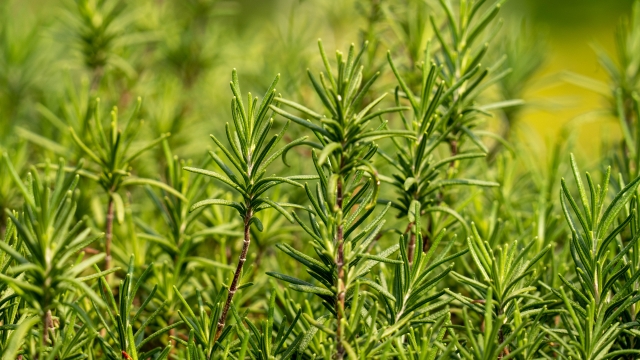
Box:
598;174;640;239
359;279;396;301
111;192;125;224
121;177;187;202
431;178;500;188
2;153;34;207
317;142;342;166
355;254;403;264
274;97;323;119
270;106;330;137
253;217;264;231
182;167;246;197
288;284;333;296
123;132;171;164
261;199;295;222
478;99;525;111
266;272;314;286
189;199;245;214
404;178;417;192
2;316;39;360
68;127;105;166
408;199;420;223
15;127;72;156
186;257;235;271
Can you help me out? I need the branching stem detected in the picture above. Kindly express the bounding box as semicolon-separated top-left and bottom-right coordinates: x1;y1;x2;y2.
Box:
42;309;52;349
215;207;253;341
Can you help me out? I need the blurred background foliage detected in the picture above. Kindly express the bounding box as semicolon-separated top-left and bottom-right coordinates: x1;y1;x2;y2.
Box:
2;0;634;159
505;0;634;155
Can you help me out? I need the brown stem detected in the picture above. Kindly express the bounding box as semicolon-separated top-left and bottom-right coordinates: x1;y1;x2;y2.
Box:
335;177;345;360
105;196;114;272
215;208;253;341
449;139;458;167
0;212;6;239
422;217;432;253
42;309;52;347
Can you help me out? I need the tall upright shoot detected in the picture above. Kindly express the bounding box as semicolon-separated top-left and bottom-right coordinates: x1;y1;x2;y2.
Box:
68;98;182;272
186;70;310;341
271;40;412;358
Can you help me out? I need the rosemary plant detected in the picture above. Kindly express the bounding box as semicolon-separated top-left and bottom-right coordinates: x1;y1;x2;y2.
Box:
269;41;413;358
68;98;181;272
95;257;181;359
2;0;640;358
542;155;640;358
186;70;311;341
0;158;112;356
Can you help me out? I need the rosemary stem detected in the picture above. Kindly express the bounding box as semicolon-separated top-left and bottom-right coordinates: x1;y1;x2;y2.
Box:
215;208;253;341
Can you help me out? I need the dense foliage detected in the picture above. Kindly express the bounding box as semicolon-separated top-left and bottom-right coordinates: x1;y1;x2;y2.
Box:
2;0;640;358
